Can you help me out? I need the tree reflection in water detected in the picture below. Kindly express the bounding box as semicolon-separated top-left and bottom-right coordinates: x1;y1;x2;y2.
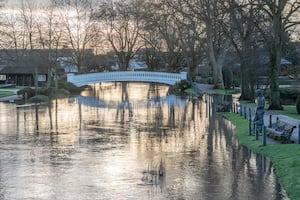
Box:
0;82;288;200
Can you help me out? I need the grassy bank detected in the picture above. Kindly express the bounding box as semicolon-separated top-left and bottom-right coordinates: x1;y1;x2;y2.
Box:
223;113;300;200
0;90;15;98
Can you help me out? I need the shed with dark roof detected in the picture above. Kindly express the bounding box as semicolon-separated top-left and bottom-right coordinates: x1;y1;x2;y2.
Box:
0;66;48;87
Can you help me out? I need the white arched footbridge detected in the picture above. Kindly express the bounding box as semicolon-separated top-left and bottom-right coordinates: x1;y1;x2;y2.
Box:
67;71;188;87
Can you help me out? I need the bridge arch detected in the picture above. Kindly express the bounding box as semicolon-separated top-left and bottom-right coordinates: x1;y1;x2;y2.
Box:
67;71;187;87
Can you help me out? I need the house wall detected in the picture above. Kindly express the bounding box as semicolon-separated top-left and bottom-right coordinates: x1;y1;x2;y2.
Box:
6;74;47;87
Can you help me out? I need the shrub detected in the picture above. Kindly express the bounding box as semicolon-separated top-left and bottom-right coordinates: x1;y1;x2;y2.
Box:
58;81;82;94
296;95;300;114
279;87;300;101
233;79;240;87
28;95;49;103
173;80;192;95
17;87;35;98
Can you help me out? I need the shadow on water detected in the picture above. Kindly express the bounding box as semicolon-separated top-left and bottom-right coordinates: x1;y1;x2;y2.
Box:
0;82;289;200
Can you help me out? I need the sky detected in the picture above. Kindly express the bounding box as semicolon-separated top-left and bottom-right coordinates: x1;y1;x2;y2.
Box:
6;0;49;7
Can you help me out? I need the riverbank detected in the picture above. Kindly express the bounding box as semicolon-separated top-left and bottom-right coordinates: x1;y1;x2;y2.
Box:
223;113;300;200
192;83;300;199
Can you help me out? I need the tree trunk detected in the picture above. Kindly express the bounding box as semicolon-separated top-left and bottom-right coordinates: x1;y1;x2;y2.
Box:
213;63;224;89
268;53;283;110
239;60;252;100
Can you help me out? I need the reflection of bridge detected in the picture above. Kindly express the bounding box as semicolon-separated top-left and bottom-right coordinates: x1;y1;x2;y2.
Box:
67;71;187;87
72;95;188;109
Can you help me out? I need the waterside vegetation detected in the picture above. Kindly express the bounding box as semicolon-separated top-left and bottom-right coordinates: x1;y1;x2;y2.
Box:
223;113;300;200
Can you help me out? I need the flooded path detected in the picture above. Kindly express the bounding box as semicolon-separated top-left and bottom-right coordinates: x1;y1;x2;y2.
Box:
0;83;288;200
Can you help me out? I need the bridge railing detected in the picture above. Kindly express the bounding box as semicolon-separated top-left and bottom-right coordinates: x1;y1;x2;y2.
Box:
67;71;187;86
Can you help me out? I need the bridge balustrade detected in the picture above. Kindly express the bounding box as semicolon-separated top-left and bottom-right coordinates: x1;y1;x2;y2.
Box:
67;71;187;87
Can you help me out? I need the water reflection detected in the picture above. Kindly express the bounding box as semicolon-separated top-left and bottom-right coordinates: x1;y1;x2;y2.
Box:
0;82;288;200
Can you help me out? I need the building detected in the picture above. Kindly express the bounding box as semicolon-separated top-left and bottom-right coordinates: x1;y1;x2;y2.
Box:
0;48;95;87
0;65;48;87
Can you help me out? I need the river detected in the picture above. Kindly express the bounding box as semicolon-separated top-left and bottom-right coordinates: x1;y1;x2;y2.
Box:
0;82;288;200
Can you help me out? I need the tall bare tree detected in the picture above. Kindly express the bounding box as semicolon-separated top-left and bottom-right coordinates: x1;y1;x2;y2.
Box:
171;0;229;89
258;0;300;110
225;0;263;101
36;4;64;88
98;0;145;71
143;1;189;72
58;0;99;73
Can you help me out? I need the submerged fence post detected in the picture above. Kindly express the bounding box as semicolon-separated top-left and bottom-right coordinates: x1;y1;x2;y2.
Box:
233;103;235;113
269;115;272;128
263;126;266;146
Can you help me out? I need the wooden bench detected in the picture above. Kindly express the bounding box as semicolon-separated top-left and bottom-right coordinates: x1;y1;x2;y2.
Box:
266;118;296;143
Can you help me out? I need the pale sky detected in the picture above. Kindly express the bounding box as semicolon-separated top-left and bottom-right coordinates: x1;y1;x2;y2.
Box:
6;0;49;7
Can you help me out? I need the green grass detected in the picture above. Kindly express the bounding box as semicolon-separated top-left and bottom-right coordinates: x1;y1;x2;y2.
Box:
185;88;196;95
0;91;14;98
241;100;300;120
223;113;300;200
276;105;300;120
215;89;240;95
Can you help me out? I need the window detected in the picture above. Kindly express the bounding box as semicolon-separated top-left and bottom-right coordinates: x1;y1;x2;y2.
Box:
38;74;46;82
0;75;6;80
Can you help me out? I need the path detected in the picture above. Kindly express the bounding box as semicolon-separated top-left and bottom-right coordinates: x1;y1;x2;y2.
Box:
194;83;300;144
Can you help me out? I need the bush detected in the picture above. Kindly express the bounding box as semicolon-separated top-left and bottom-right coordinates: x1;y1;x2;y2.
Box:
173;80;192;95
222;67;233;89
58;81;82;94
17;87;35;98
279;87;300;101
296;95;300;114
233;79;240;87
28;95;49;103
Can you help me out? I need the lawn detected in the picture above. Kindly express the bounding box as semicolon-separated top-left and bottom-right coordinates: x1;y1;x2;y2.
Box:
277;105;300;120
0;90;15;98
223;113;300;200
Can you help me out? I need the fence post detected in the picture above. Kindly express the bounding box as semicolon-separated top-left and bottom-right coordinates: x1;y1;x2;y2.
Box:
255;126;259;140
263;126;266;146
249;110;252;135
240;105;243;117
248;108;251;119
249;118;252;135
244;107;247;119
298;124;300;144
269;115;272;128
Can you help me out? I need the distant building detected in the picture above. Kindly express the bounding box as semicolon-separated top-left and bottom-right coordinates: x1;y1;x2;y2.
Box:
0;49;97;86
57;57;78;73
0;65;48;87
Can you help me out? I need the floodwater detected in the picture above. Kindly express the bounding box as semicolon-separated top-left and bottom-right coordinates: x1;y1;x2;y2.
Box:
0;82;288;200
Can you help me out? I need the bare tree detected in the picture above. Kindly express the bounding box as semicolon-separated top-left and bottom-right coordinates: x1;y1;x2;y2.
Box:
0;12;25;51
36;4;64;88
58;0;99;73
225;0;263;101
142;1;185;72
258;0;300;110
98;0;145;71
171;0;229;89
